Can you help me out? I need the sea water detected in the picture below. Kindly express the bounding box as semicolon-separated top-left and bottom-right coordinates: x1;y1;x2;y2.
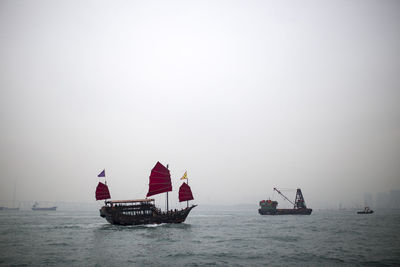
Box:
0;208;399;266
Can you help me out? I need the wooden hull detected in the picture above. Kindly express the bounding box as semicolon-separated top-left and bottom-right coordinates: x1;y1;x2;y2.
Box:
100;205;197;225
259;208;312;215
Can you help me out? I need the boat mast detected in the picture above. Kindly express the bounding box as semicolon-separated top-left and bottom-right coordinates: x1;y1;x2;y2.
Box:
166;164;169;211
104;170;107;204
186;174;189;208
97;169;109;205
273;188;295;207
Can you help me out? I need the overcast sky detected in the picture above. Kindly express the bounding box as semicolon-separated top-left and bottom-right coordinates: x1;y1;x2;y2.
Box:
0;0;399;209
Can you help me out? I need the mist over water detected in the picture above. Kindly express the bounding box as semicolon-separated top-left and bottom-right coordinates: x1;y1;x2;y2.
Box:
0;209;399;266
1;0;400;209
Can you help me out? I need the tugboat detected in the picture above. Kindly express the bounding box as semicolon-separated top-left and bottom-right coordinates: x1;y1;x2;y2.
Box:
357;207;374;214
259;188;312;215
96;162;196;225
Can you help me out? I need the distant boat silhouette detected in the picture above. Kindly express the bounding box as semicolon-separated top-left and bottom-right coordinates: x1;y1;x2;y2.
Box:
32;202;57;211
0;207;19;211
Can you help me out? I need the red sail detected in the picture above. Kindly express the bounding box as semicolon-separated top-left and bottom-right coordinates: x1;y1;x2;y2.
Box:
146;161;172;197
179;182;194;202
95;182;111;200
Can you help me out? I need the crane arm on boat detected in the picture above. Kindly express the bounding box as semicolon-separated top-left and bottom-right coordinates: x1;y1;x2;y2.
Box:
273;187;295;206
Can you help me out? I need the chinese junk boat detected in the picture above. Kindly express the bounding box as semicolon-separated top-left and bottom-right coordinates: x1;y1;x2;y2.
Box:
96;162;196;225
259;188;312;215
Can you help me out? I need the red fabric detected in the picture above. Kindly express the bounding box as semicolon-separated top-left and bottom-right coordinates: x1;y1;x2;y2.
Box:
179;182;194;202
95;182;111;200
146;161;172;197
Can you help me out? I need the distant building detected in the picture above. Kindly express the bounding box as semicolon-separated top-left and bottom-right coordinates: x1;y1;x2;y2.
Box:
376;192;390;208
366;190;400;209
389;190;400;209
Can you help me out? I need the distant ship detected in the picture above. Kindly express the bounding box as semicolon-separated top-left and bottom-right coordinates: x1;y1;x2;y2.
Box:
0;207;19;211
1;182;20;210
357;207;374;214
32;202;57;211
96;162;196;225
259;188;312;215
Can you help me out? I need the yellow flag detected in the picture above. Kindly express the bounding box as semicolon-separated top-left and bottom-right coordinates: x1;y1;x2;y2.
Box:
180;171;187;180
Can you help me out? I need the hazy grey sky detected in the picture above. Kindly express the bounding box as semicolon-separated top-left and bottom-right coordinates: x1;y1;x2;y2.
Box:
1;0;399;208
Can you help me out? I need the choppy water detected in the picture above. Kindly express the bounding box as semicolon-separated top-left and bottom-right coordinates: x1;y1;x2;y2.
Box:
0;208;399;266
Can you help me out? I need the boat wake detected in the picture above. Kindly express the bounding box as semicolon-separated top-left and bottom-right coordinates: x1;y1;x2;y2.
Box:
143;223;166;228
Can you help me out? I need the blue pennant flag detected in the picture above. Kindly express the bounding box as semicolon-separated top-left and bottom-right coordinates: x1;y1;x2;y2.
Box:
98;169;105;177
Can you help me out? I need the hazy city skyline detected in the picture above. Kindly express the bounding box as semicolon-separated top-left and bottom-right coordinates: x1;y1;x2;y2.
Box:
1;0;399;209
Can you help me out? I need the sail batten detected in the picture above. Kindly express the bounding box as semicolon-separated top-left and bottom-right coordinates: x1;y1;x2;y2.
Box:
96;182;111;200
179;182;194;202
146;161;172;197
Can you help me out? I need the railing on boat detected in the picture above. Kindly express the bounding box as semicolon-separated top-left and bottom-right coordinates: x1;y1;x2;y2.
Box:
105;199;155;207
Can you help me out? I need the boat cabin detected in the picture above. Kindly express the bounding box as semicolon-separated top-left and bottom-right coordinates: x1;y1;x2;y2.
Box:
103;199;160;216
105;198;155;207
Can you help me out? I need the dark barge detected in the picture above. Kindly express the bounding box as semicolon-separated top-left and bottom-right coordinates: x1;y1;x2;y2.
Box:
259;188;312;215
